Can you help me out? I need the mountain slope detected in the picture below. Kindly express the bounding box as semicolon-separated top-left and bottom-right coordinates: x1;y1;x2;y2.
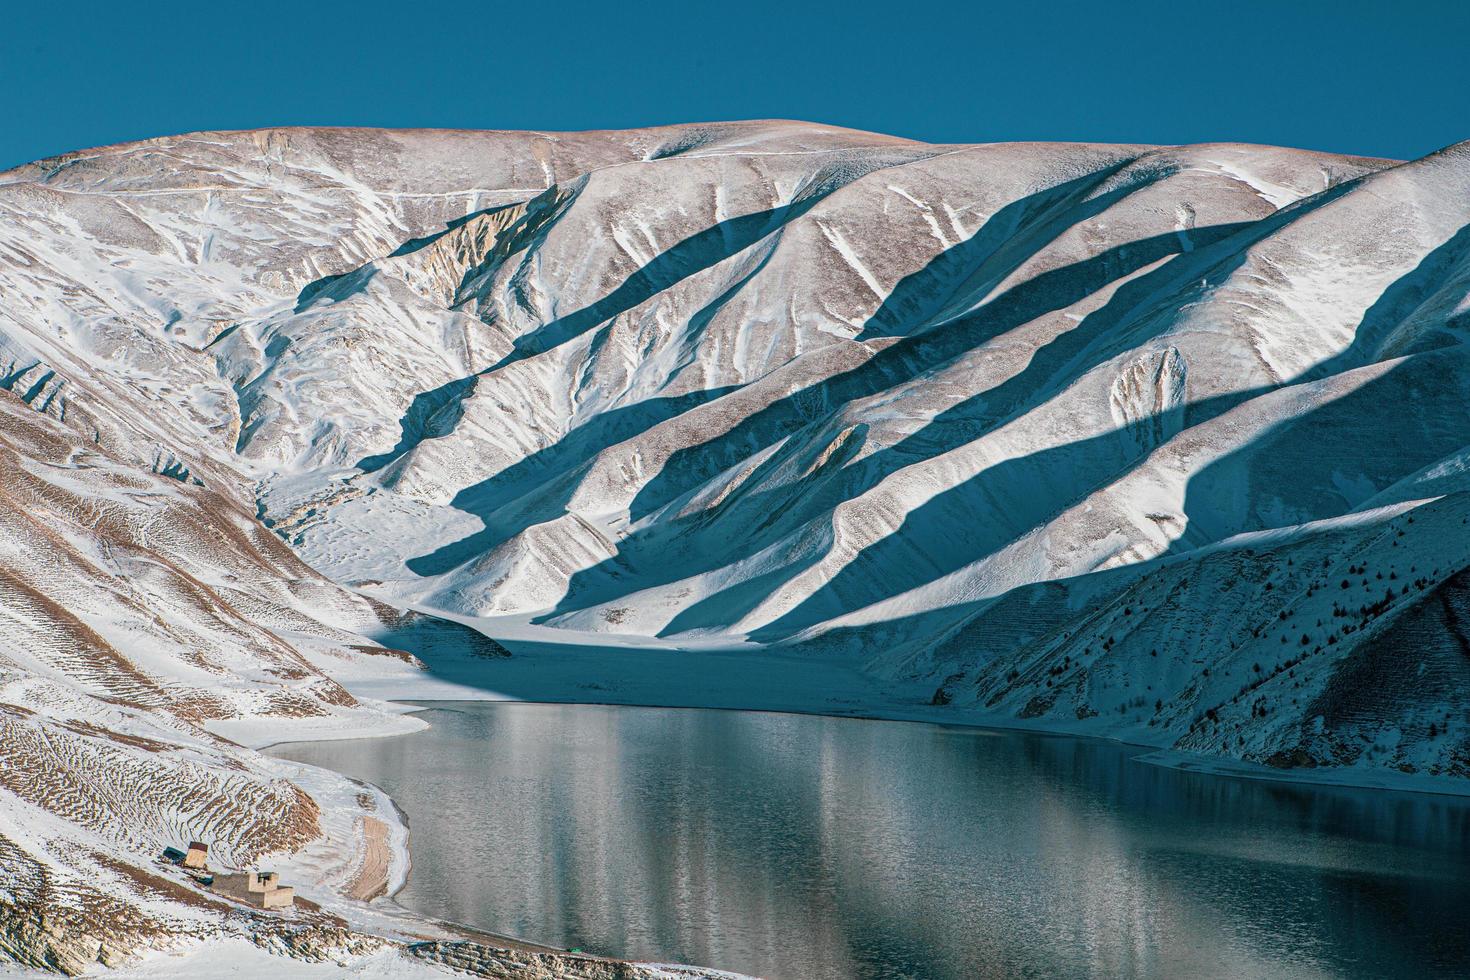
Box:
2;121;1470;972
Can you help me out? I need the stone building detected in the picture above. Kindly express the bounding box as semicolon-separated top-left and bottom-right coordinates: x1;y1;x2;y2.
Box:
210;870;295;909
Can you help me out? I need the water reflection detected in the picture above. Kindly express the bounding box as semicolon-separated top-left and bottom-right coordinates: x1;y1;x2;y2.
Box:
271;704;1470;979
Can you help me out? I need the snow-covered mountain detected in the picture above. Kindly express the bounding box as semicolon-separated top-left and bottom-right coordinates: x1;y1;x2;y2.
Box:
2;121;1470;972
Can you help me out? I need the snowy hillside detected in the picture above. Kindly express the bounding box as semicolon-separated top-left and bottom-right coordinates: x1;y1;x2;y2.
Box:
2;121;1470;972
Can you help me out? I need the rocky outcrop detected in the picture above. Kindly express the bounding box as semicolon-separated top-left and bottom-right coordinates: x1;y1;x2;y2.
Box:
406;940;732;979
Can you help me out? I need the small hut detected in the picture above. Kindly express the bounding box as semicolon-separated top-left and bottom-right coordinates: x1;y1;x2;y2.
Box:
210;870;295;909
182;841;209;869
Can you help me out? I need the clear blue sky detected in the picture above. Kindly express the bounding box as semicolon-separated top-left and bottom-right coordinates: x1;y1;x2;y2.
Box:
3;0;1466;170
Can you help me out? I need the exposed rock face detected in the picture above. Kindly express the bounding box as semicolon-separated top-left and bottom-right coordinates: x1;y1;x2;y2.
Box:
1109;346;1187;450
0;837;169;975
406;940;736;979
2;121;1470;971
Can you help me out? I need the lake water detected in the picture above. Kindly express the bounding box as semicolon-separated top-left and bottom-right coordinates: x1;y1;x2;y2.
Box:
271;703;1470;979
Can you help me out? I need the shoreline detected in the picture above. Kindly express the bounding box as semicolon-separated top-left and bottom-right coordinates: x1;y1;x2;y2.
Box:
253;618;1470;974
263;687;1470;977
311;658;1470;803
351;605;1470;801
398;695;1470;800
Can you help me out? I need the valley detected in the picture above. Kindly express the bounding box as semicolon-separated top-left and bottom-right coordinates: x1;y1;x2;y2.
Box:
1;121;1469;975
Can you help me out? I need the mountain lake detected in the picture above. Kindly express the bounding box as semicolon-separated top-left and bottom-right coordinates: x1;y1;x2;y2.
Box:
269;702;1470;980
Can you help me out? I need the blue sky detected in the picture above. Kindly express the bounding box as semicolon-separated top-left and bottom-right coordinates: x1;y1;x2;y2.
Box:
2;0;1466;169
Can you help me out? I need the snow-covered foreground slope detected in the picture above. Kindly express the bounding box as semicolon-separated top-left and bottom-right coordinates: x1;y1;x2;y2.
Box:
2;121;1470;973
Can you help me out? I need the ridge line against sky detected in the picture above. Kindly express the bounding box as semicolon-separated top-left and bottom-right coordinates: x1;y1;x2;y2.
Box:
2;0;1467;171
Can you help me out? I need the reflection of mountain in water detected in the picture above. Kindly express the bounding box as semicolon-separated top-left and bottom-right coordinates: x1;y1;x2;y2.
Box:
272;703;1470;980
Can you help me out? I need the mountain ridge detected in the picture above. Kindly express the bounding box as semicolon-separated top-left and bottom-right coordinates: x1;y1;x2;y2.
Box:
1;121;1468;974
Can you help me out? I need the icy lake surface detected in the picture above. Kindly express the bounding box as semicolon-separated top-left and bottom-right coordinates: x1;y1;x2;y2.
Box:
271;703;1470;980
